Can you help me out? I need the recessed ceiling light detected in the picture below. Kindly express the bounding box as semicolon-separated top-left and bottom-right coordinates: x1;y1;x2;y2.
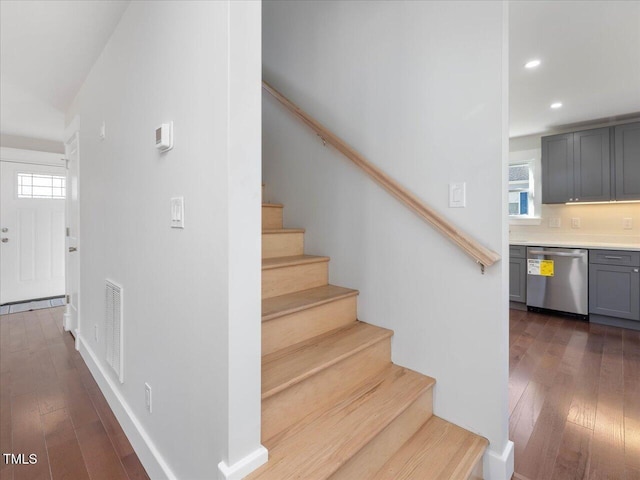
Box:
525;59;541;69
550;102;563;109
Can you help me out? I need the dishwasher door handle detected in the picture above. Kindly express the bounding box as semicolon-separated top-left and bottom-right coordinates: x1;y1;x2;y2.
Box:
528;250;587;258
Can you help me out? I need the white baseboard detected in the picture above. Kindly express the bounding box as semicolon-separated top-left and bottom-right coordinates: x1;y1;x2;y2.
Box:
77;335;177;480
218;446;268;480
484;440;514;480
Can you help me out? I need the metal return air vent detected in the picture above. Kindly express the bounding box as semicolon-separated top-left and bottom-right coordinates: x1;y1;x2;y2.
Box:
105;279;124;383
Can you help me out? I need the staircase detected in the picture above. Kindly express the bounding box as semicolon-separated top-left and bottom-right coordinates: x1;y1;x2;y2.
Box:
248;191;488;479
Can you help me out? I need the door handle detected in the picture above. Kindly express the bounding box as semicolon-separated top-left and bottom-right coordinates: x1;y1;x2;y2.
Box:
1;238;8;243
68;247;77;252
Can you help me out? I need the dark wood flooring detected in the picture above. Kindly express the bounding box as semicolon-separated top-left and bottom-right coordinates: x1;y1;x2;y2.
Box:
3;305;638;480
0;306;149;480
510;308;640;480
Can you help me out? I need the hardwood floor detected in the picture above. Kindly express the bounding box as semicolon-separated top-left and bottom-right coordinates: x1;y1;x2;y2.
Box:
510;308;640;480
3;304;636;480
0;306;148;480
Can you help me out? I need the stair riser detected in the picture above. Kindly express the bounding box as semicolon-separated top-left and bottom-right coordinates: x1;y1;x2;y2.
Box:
262;232;304;259
329;388;434;480
262;262;328;299
262;296;357;356
262;206;283;229
262;339;391;444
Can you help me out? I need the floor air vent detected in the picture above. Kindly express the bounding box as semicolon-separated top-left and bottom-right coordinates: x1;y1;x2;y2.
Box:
105;279;124;383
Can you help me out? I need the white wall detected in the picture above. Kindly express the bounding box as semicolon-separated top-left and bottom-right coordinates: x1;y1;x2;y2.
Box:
263;1;512;478
67;2;263;479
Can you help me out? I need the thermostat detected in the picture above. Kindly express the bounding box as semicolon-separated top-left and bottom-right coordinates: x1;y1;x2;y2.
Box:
155;122;173;152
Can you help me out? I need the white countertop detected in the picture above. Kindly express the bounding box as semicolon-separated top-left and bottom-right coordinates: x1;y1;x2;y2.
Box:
509;240;639;251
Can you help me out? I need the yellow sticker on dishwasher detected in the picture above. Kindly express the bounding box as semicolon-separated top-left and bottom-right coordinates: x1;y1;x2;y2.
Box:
539;260;554;276
528;259;554;276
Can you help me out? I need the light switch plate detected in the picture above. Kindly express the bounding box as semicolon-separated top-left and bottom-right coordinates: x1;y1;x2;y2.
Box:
449;182;466;208
144;383;152;413
623;217;633;230
170;197;184;229
571;217;580;229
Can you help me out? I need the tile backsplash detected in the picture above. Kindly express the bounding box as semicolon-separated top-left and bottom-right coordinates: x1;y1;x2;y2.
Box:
510;203;640;245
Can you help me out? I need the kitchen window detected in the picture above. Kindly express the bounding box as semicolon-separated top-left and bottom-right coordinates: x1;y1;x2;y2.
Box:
509;161;534;217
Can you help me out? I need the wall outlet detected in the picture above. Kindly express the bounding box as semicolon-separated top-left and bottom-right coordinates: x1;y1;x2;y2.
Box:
145;383;152;413
548;217;561;228
571;217;581;229
623;217;633;230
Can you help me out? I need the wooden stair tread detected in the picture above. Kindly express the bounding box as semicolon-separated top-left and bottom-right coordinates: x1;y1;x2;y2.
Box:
248;364;435;480
372;416;488;480
262;321;391;398
262;228;305;234
262;203;283;208
262;284;358;322
262;255;329;270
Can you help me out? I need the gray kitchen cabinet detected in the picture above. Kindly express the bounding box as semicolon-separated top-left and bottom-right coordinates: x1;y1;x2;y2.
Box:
573;128;611;202
589;250;640;326
542;133;573;203
614;121;640;200
509;245;527;303
542;128;610;203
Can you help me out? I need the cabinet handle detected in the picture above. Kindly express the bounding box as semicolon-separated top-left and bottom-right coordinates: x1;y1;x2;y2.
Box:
604;256;623;260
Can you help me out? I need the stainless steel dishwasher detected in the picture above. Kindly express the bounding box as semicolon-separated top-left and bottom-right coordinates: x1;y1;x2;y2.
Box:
526;247;589;317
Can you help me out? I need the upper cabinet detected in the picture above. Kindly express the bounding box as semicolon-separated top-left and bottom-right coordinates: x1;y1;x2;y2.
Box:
542;121;640;204
614;121;640;200
542;133;574;203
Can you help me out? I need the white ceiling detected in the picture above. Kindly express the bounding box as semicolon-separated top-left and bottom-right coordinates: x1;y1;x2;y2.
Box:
1;1;638;144
510;0;640;138
0;0;129;143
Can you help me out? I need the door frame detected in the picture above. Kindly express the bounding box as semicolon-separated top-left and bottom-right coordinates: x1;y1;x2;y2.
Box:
63;116;81;348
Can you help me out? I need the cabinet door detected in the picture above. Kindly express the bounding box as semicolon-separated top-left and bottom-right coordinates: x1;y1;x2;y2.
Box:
573;128;611;202
589;264;640;321
509;257;527;303
542;133;574;203
614;121;640;200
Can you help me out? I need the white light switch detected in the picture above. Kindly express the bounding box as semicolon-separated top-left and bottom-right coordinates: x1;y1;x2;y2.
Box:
170;197;184;229
571;217;581;229
449;182;466;208
145;383;152;413
623;218;633;230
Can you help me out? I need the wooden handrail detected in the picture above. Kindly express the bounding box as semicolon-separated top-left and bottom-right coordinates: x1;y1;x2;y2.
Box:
262;81;501;272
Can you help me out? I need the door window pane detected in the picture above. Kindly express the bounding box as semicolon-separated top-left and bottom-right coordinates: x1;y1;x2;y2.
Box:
17;174;66;199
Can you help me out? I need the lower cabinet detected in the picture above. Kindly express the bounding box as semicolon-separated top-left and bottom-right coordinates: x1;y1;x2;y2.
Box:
509;245;527;303
589;250;640;327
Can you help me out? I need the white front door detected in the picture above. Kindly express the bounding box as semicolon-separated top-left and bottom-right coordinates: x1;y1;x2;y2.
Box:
64;132;80;335
0;161;66;304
